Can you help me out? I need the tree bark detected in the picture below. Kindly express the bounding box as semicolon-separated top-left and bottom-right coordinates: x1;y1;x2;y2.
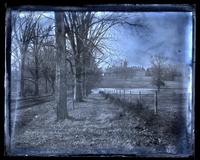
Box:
51;80;55;94
55;12;68;120
19;49;25;97
45;78;48;94
74;57;83;102
83;68;87;97
34;51;39;96
82;51;87;98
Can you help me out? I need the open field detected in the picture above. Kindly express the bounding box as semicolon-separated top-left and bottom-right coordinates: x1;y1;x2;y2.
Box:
98;76;188;89
94;75;190;121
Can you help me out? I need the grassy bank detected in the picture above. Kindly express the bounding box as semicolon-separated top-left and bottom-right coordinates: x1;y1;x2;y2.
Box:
99;91;185;149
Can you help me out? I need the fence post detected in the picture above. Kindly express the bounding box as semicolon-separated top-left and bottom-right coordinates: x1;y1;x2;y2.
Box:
129;91;131;103
154;90;158;114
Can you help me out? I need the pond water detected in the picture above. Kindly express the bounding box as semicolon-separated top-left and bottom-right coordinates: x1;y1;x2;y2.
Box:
92;87;188;94
92;88;156;94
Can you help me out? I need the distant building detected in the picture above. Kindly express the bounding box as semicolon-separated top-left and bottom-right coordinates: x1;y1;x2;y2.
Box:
103;59;145;79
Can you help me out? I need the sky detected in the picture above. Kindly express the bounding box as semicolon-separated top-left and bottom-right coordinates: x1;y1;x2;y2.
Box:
104;12;193;68
14;11;193;69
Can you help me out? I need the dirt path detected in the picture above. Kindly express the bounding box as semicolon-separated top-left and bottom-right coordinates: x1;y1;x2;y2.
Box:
11;93;170;155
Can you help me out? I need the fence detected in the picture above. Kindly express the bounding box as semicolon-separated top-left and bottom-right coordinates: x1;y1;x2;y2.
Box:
102;88;158;114
101;88;189;115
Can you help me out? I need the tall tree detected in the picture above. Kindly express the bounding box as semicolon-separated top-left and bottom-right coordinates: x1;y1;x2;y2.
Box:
12;13;39;97
30;23;52;96
64;12;121;101
55;12;68;120
40;37;56;94
151;54;167;91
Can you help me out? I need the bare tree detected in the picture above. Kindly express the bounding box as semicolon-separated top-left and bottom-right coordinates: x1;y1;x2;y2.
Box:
13;12;148;98
55;12;69;120
29;23;53;96
151;54;168;91
12;13;39;97
64;12;125;102
40;38;56;94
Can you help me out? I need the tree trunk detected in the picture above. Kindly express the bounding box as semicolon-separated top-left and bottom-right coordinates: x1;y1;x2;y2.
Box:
34;78;39;96
20;52;25;97
74;58;83;102
34;53;39;96
82;55;87;97
45;78;48;94
55;12;68;120
51;80;55;94
83;69;87;97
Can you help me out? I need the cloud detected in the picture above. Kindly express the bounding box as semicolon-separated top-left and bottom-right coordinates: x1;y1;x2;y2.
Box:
105;12;193;67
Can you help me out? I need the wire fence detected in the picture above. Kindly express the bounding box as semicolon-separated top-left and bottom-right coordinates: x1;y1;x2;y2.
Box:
101;88;189;115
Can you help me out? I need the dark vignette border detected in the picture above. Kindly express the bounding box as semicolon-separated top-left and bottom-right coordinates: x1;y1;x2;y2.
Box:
3;1;198;160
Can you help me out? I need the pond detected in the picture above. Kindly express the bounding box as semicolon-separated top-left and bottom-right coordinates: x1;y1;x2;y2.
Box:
91;88;156;94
